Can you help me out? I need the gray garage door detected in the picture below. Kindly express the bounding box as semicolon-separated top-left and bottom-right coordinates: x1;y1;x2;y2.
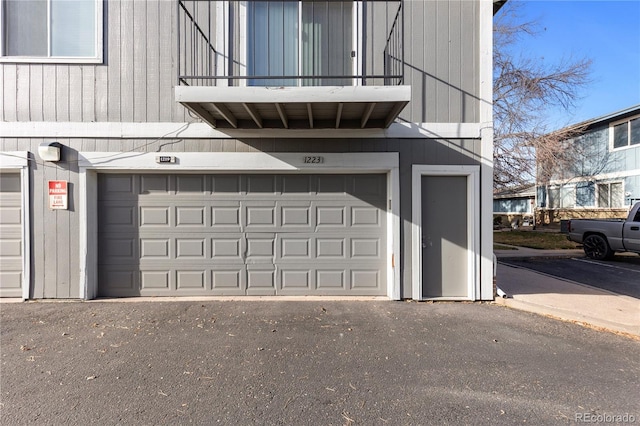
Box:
0;173;23;297
98;174;387;297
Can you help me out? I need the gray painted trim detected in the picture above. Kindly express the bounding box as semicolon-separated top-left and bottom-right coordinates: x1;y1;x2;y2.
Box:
175;86;412;103
78;169;98;300
0;151;28;168
79;152;400;300
479;0;494;301
0;121;483;139
546;169;640;186
562;105;640;133
20;166;30;300
411;165;480;301
0;152;30;300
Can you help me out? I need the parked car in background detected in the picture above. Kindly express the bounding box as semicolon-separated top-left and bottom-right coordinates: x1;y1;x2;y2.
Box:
566;202;640;260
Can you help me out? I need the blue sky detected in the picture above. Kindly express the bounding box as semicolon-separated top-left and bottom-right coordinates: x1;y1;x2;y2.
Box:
502;0;640;129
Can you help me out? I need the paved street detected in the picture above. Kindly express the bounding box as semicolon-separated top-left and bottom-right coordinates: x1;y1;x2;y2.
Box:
499;255;640;299
1;301;639;425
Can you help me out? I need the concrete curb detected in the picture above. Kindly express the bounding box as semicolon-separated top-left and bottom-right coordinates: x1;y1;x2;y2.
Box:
493;297;640;340
495;262;640;339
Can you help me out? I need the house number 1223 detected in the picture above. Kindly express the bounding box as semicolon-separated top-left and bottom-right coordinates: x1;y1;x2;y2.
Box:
304;156;324;164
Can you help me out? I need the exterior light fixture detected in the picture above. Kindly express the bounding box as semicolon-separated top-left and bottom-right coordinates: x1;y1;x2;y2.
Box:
38;142;63;162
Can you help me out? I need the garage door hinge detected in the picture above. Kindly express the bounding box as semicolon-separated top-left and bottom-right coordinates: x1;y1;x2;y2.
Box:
388;199;392;209
391;253;395;268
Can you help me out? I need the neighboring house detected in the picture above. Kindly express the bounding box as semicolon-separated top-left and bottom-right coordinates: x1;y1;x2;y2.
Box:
0;0;498;301
493;185;535;227
536;105;640;224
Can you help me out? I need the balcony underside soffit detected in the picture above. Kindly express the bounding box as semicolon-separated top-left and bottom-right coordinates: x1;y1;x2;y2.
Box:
175;86;411;130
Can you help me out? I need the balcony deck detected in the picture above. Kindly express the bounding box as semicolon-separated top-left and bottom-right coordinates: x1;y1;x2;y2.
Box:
176;0;409;130
175;85;410;130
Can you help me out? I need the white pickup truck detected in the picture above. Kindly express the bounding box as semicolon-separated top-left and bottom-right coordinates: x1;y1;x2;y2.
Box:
566;202;640;260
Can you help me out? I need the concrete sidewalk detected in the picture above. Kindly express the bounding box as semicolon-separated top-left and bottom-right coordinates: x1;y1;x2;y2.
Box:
494;248;640;338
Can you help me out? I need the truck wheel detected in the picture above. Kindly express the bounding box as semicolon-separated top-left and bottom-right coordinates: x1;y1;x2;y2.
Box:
583;234;613;260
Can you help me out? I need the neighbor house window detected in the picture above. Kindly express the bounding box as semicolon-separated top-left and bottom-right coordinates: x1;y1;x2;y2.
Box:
611;116;640;149
0;0;102;62
493;199;531;214
597;182;623;208
576;181;595;207
547;185;577;208
560;185;575;208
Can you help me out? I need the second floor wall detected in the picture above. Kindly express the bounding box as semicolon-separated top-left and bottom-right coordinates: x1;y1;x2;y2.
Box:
1;0;485;126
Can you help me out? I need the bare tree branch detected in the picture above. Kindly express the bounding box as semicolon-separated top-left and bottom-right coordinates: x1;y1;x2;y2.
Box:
493;2;593;191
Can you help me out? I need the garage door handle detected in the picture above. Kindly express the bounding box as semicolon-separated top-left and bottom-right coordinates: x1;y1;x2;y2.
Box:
631;226;639;231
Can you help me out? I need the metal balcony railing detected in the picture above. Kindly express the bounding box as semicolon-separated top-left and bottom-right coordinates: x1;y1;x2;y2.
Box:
177;0;404;87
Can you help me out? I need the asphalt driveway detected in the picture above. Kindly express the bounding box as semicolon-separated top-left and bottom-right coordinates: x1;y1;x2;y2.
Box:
1;300;639;425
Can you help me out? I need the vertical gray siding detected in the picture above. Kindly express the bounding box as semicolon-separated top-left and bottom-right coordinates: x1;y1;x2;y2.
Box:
1;0;486;299
2;0;481;125
401;0;479;123
396;138;482;298
1;0;187;124
1;137;482;299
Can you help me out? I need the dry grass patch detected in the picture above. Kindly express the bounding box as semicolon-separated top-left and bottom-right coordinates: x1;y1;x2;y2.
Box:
493;243;518;250
493;230;580;250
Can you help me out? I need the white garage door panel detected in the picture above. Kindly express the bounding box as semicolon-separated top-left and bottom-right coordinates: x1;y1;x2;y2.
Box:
0;173;23;297
98;174;386;297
